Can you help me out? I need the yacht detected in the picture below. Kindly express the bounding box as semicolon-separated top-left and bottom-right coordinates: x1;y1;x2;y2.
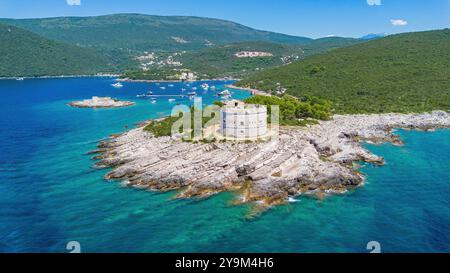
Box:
168;84;174;87
187;92;197;96
168;98;176;103
136;94;146;98
160;86;166;90
150;98;157;104
16;77;25;81
111;82;123;88
218;90;231;97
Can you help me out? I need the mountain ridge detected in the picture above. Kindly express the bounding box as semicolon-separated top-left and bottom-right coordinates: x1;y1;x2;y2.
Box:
0;13;313;52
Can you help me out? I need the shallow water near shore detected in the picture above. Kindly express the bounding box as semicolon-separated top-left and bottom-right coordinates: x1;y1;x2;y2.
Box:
1;77;449;253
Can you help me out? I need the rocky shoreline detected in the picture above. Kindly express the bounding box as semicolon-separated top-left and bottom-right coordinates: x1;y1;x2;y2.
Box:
91;111;449;212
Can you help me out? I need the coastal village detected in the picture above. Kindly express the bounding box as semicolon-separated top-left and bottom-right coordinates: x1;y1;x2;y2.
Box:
131;47;301;81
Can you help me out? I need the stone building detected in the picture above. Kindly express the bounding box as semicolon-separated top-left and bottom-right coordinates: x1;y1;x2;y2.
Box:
220;100;267;139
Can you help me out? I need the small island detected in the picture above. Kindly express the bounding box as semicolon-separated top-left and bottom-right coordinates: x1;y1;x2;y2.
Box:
69;96;135;108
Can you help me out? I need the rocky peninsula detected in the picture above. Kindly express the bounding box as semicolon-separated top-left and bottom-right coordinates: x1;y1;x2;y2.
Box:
92;111;449;211
69;96;135;108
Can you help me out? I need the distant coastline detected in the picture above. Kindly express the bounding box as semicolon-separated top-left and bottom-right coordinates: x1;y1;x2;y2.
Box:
0;74;120;80
118;77;239;83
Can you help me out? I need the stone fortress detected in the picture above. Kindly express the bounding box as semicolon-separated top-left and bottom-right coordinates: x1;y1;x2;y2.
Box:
219;100;268;140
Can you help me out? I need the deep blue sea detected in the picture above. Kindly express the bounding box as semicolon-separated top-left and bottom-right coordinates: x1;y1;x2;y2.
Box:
0;77;449;253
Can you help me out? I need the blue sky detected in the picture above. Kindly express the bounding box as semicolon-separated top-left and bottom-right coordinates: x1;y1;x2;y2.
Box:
0;0;449;38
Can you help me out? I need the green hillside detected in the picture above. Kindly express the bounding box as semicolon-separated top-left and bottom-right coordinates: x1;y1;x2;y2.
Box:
0;14;312;52
0;23;115;77
236;29;450;114
124;38;362;80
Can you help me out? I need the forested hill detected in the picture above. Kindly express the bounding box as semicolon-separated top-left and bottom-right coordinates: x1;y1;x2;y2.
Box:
236;29;450;114
0;14;312;52
0;23;113;77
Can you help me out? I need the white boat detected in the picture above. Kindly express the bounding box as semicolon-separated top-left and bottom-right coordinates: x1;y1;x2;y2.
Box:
218;90;231;97
201;83;209;90
192;87;197;90
168;98;176;102
16;77;25;81
168;84;174;87
150;98;157;104
187;92;197;96
147;91;153;95
160;86;166;90
111;82;123;88
181;88;187;92
136;94;146;98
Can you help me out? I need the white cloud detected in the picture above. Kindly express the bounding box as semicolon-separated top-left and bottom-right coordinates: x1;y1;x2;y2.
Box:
66;0;81;6
367;0;382;6
390;19;408;26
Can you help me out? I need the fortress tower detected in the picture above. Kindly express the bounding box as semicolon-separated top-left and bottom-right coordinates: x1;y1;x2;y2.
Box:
220;100;267;140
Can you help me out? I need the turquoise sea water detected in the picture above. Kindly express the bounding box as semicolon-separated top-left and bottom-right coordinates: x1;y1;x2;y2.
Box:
1;77;449;253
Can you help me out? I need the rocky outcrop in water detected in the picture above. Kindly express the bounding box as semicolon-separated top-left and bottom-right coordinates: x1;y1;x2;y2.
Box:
69;96;135;108
92;111;449;210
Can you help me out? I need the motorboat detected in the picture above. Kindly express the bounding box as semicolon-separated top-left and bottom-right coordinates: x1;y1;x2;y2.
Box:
218;90;231;97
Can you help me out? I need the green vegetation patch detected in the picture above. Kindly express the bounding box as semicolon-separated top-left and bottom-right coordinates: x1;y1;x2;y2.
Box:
144;107;220;140
244;95;332;126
